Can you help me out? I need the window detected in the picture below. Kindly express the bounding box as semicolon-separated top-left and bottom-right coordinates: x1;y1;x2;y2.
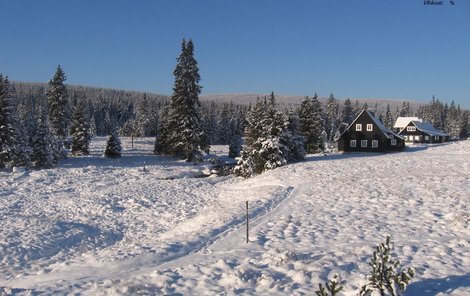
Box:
356;124;362;131
407;126;416;132
361;140;367;147
372;140;378;148
434;136;440;141
425;136;429;141
391;139;397;146
367;124;373;131
350;140;357;147
415;135;420;141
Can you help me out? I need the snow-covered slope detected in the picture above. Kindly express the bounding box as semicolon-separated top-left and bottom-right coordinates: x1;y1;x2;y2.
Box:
1;138;469;295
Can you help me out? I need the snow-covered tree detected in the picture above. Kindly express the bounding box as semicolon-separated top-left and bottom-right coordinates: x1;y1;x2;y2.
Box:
235;93;303;177
459;111;469;139
154;105;171;154
31;111;56;168
46;65;70;142
154;39;208;162
325;93;340;143
0;75;31;168
70;98;90;155
383;104;394;129
104;132;122;158
444;101;461;139
298;94;325;153
281;110;306;162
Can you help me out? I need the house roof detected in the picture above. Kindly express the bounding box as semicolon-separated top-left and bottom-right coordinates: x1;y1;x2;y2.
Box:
410;121;449;137
338;109;404;140
394;117;421;129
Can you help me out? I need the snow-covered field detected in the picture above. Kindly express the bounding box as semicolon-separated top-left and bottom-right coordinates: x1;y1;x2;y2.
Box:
1;137;469;295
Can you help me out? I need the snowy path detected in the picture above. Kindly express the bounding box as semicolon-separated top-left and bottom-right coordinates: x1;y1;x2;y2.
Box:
1;138;470;295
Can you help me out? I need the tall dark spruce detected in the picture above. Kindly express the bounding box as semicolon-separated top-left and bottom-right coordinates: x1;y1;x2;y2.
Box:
47;65;69;140
298;94;325;153
46;65;70;159
31;111;56;168
155;39;208;162
0;74;30;168
70;98;91;155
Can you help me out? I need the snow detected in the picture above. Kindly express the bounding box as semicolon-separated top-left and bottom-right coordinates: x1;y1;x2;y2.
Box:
1;138;470;295
394;117;421;129
413;121;449;137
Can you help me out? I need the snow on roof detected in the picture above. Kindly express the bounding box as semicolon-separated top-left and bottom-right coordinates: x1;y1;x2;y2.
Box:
394;117;421;129
412;121;449;137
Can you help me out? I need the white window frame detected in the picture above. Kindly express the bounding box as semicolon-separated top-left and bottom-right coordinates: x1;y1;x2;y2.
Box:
372;140;378;148
367;124;373;131
407;126;416;132
356;124;362;131
361;140;367;147
391;139;397;146
350;140;357;147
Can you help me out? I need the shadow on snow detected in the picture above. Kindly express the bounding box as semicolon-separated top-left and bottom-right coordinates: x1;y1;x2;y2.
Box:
406;274;470;295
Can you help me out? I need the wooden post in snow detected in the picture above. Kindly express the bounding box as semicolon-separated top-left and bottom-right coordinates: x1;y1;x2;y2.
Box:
246;201;249;243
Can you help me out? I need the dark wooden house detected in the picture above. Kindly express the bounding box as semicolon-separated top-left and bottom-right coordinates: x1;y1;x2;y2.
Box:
337;110;405;152
397;120;449;143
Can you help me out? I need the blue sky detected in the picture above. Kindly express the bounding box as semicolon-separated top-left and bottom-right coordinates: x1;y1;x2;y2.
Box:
1;0;469;107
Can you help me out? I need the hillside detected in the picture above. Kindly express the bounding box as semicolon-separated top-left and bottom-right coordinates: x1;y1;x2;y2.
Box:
1;138;469;295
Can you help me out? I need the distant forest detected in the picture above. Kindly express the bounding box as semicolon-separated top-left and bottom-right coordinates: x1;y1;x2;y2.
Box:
11;80;469;141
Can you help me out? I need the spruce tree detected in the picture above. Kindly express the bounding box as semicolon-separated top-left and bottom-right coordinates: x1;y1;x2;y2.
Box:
234;93;301;177
70;98;91;155
281;110;306;162
298;94;325;153
325;93;340;142
46;65;70;142
155;39;208;162
154;105;171;154
459;111;469;139
384;104;394;129
31;111;56;168
104;132;122;158
0;75;31;168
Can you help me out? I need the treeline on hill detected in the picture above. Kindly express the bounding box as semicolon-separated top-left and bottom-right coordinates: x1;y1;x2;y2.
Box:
2;72;469;172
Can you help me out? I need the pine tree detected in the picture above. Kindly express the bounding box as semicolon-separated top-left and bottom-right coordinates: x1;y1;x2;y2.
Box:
459;111;469;139
234;93;301;177
340;98;354;124
154;39;208;162
298;94;325;153
70;98;91;155
325;93;340;142
104;132;122;158
444;101;461;139
281;110;305;162
384;104;394;130
154;105;171;154
0;75;31;168
46;65;70;142
31;111;56;168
